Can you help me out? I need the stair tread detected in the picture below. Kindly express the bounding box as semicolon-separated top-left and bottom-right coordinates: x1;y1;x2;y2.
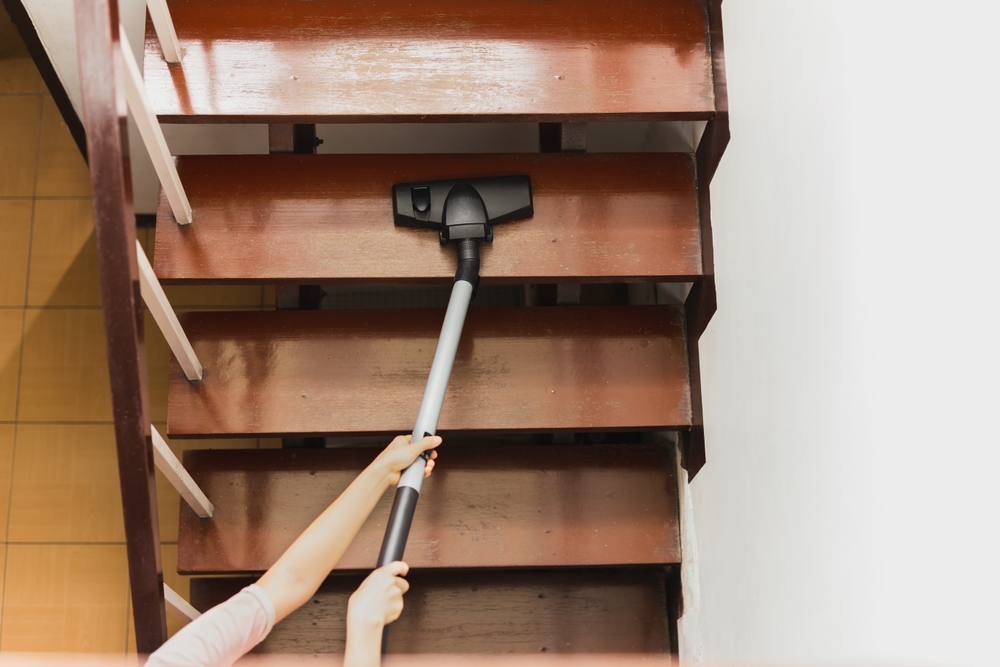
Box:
191;568;672;653
178;444;679;573
143;0;713;122
153;153;701;283
167;305;691;437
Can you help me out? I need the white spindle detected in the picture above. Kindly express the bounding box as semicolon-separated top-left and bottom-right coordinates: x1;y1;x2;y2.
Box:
119;27;193;225
145;0;183;63
152;425;214;518
164;583;201;624
136;240;204;381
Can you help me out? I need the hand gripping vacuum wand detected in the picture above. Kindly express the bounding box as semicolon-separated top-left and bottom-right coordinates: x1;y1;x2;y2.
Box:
376;175;533;645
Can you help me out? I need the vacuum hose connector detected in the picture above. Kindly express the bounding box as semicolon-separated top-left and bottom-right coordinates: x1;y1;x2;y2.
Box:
453;238;481;298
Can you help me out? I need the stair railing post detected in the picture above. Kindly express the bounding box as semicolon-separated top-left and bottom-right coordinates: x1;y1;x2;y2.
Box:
119;26;194;225
136;240;204;381
164;583;201;625
151;425;214;517
145;0;183;63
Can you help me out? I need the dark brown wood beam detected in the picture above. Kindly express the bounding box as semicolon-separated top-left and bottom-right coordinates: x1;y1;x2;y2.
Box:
73;0;166;650
683;0;731;478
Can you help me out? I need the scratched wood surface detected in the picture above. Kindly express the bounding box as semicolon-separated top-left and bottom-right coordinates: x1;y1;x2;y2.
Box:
166;306;691;437
153;153;701;283
191;568;671;653
143;0;713;122
177;444;679;573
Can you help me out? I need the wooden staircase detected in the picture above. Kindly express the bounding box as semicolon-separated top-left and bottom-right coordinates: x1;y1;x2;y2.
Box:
76;0;727;657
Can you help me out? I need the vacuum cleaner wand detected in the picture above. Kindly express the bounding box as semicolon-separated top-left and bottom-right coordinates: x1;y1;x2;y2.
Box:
376;176;533;572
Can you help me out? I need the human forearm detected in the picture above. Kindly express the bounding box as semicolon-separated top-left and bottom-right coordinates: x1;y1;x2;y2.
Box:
256;435;439;622
257;460;391;620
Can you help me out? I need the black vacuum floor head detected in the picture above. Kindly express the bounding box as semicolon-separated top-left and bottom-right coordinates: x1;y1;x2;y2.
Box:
392;175;533;241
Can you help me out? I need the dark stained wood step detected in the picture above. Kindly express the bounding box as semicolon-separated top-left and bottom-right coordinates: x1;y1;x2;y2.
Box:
177;444;679;574
191;568;673;653
144;0;713;123
152;153;701;284
167;306;691;438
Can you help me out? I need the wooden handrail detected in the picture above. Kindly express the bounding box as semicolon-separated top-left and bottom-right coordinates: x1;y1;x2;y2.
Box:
73;0;168;651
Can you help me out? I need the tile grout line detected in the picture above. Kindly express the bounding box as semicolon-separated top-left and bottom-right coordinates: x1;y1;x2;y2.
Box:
0;84;47;650
0;195;92;200
0;541;128;546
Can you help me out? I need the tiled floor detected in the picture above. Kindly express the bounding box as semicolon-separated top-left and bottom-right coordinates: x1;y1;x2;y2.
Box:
0;30;273;654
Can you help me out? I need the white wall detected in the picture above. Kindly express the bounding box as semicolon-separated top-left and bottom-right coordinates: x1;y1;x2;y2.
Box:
686;1;1000;666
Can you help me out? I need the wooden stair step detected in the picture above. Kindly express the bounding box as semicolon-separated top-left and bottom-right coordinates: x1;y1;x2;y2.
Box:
153;153;701;284
178;444;679;574
167;305;691;438
143;0;713;122
191;568;674;653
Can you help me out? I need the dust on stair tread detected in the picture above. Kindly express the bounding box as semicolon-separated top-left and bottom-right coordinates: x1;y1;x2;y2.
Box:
191;568;672;654
144;0;714;122
152;153;702;284
177;444;680;573
166;305;692;438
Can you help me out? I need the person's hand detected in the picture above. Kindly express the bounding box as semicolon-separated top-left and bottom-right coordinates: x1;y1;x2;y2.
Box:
374;434;440;486
348;561;410;630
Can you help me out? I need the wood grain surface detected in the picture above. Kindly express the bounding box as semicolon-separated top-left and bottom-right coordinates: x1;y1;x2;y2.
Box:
74;0;168;650
166;306;691;437
153;153;701;283
143;0;713;122
191;568;671;653
177;444;679;573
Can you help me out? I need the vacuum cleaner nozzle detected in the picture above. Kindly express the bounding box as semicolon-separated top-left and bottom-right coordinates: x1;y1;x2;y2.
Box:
392;175;533;245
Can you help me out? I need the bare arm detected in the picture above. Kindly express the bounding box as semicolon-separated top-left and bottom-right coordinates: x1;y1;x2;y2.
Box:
256;435;439;622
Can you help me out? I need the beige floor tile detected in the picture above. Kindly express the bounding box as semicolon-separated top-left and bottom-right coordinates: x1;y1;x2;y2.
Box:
27;198;101;307
145;311;169;423
0;308;24;421
0;56;45;94
0;424;14;537
8;423;125;542
153;424;257;542
35;95;91;197
0;199;33;306
18;308;112;421
0;95;41;197
1;544;129;653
